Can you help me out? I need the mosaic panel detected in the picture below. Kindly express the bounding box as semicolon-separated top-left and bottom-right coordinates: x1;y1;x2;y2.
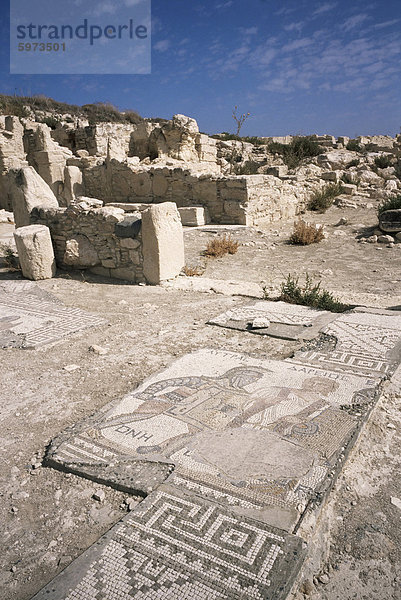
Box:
47;350;372;523
32;486;306;600
0;287;106;348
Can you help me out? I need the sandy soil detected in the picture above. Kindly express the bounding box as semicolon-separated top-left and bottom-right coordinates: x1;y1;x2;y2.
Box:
1;198;400;600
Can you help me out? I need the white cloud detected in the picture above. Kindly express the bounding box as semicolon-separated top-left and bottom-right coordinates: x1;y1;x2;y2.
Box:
154;39;171;52
284;21;305;33
93;2;117;16
312;3;338;16
343;14;370;32
283;37;314;52
241;27;258;36
374;19;399;29
215;1;233;9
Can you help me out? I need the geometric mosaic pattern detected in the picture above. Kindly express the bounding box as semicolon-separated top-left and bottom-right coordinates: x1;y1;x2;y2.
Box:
0;285;106;348
289;311;401;378
32;486;306;600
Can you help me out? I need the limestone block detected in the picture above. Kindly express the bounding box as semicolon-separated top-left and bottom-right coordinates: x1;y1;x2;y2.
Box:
342;183;357;195
152;172;169;197
178;206;210;226
317;150;359;170
10;166;59;228
61;166;84;206
64;234;100;267
142;202;184;284
266;165;288;178
14;224;56;280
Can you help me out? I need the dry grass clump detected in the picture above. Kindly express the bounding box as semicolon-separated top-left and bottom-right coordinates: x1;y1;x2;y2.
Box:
204;235;239;258
182;264;205;277
289;219;325;245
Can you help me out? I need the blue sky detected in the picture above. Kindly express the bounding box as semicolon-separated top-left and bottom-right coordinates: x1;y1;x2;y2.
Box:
1;0;401;136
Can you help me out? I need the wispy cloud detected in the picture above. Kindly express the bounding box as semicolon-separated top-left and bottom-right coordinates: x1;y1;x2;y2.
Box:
215;1;233;9
93;1;117;16
284;21;306;33
343;13;370;32
374;19;399;29
312;2;338;16
241;27;258;36
154;39;171;52
283;37;314;52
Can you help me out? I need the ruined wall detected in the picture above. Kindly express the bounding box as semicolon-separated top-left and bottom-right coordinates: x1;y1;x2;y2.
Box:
30;204;146;283
71;159;308;225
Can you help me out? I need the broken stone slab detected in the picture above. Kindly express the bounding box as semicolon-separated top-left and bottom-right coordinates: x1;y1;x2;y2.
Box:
13;224;56;280
10;166;59;228
208;301;337;341
178;206;210;226
44;349;373;531
142;202;185;284
31;483;306;600
379;209;401;233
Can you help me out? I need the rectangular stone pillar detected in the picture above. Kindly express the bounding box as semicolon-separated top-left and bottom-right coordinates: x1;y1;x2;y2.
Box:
14;224;56;280
142;202;184;284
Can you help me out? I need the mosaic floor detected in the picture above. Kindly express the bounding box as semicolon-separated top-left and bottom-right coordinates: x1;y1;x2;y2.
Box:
0;280;106;348
33;302;401;599
32;485;305;600
46;349;375;529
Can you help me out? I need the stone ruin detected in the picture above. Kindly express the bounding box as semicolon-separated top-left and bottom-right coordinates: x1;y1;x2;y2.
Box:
1;110;401;282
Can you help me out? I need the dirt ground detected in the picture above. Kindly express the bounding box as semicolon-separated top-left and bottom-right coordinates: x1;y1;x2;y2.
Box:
1;199;400;600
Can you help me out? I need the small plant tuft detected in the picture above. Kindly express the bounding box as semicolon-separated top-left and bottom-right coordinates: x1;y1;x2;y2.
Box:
378;194;401;216
233;160;260;175
268;136;321;170
308;183;343;213
374;155;393;170
0;244;20;271
346;140;362;152
204;235;239;258
182;264;205;277
266;273;350;313
289;219;325;245
345;159;360;168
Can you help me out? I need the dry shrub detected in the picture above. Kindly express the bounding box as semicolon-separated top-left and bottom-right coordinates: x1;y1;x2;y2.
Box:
289;219;325;245
308;183;343;212
182;264;205;277
204;234;239;258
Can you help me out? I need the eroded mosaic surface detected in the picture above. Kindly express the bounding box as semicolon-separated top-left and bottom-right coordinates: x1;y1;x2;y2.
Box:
47;350;373;526
289;311;401;377
0;281;106;348
32;486;306;600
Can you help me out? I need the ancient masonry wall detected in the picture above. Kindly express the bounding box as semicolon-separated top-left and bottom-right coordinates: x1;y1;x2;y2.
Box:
77;161;307;225
30;205;145;283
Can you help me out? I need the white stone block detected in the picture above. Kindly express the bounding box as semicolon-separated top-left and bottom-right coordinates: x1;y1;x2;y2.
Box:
142;202;185;284
178;206;210;226
10;166;59;228
14;224;56;280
